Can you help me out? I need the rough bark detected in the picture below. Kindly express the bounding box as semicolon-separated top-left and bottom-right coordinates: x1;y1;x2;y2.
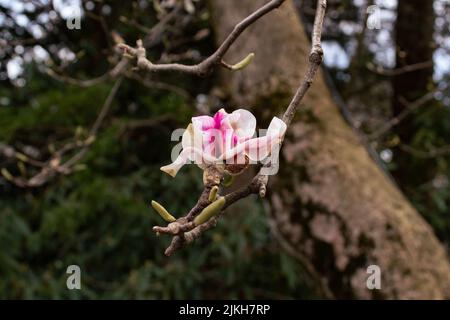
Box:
210;0;450;299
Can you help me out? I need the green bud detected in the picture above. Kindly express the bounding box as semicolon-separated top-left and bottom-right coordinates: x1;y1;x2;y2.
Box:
15;152;28;162
231;53;255;70
194;197;226;226
75;126;84;138
17;162;26;177
151;200;176;222
1;168;13;181
208;186;219;202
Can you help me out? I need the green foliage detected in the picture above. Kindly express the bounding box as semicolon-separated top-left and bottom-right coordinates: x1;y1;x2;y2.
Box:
402;102;450;242
0;148;316;299
0;83;112;141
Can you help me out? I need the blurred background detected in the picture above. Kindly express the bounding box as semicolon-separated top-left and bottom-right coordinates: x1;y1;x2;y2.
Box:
0;0;449;299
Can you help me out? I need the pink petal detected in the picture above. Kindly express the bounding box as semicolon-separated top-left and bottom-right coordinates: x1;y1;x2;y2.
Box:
203;129;224;158
192;115;214;132
213;109;228;128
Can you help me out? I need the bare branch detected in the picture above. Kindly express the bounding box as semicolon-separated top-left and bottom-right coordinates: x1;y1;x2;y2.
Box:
368;91;435;141
282;0;325;127
126;73;190;99
2;78;123;188
44;59;128;88
0;143;46;167
62;77;124;169
118;0;286;76
43;5;183;88
2;4;190;188
367;60;433;77
152;0;327;256
400;144;450;159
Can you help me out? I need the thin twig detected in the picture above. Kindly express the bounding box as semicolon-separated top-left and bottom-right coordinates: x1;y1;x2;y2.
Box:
2;78;123;187
0;143;46;167
367;60;433;77
2;5;186;188
400;144;450;159
126;73;190;99
44;59;128;88
368;91;435;141
63;77;124;168
281;0;325;127
118;0;286;76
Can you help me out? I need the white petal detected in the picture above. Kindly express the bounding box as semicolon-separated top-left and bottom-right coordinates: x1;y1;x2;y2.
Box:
160;148;189;177
227;109;256;140
182;123;202;151
223;117;286;162
244;136;271;161
267;116;287;137
181;124;193;149
160;147;218;177
160;162;185;178
222;136;271;162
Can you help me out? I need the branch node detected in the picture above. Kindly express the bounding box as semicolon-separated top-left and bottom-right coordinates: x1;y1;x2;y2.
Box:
309;47;323;64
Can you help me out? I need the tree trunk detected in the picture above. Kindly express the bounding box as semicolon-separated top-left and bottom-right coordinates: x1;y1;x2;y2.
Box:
393;0;434;116
210;0;450;299
391;0;435;187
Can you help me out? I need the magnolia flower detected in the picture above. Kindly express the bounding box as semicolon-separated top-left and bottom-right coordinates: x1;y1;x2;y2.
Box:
160;108;287;177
